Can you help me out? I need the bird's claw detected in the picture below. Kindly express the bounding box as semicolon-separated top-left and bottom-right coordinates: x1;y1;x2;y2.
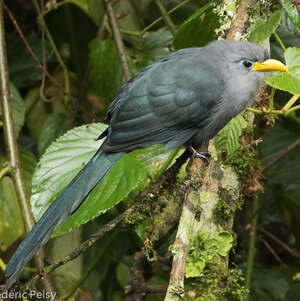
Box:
189;146;210;165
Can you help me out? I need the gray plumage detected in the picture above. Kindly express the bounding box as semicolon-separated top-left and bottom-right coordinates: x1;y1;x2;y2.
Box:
4;40;270;289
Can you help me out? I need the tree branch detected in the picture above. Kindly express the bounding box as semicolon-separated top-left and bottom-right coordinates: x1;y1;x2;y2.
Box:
226;0;257;40
103;0;131;81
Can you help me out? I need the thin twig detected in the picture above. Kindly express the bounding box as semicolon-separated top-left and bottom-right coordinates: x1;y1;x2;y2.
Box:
261;239;288;269
0;0;54;292
262;137;300;171
39;0;55;103
103;0;131;81
23;205;135;289
245;196;259;294
0;0;32;239
257;225;300;261
5;7;66;94
142;0;191;34
32;0;70;104
63;232;118;300
154;0;177;35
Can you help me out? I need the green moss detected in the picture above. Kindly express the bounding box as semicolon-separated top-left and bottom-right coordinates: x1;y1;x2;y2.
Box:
184;268;248;300
225;147;261;180
214;189;244;225
186;230;233;278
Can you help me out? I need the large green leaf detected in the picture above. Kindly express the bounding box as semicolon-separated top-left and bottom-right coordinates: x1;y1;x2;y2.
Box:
30;123;178;237
214;115;248;156
20;148;37;195
7;34;52;88
266;47;300;94
248;10;282;43
136;30;172;68
280;0;300;31
38;113;70;155
89;39;124;105
0;176;24;251
173;3;219;50
0;83;25;137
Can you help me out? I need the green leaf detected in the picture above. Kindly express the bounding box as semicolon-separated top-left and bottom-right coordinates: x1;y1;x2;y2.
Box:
214;115;248;156
7;34;52;88
266;72;300;95
89;39;124;105
248;10;282;43
38;113;70;155
87;0;105;26
266;47;300;94
185;258;206;278
280;0;300;30
136;30;172;68
215;231;233;257
31;123;178;237
285;47;300;78
116;262;132;289
0;176;24;251
0;83;25;137
173;3;219;50
20;148;37;195
260;124;300;223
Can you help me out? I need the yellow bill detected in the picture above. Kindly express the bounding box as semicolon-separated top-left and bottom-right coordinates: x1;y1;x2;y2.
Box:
252;59;288;73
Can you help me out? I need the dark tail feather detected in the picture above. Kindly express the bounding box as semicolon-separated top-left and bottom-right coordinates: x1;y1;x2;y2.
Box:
4;147;123;289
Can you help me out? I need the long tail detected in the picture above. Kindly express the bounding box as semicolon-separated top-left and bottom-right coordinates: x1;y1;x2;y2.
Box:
4;147;124;289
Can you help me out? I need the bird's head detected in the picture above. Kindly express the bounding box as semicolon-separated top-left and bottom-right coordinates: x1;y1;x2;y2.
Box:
204;40;288;111
206;40;287;78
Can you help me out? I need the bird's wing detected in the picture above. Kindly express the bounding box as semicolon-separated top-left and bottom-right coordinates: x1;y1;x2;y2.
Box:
103;49;224;152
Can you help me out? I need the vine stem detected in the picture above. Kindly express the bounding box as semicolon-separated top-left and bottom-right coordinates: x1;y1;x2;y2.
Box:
154;0;177;35
245;196;259;299
0;0;31;235
32;0;70;104
142;0;190;34
0;1;54;292
273;31;286;51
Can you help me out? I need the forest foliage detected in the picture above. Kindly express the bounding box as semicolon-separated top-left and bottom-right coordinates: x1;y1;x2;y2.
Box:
0;0;300;300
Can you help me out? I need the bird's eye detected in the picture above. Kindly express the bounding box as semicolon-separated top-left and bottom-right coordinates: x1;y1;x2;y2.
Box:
239;59;254;70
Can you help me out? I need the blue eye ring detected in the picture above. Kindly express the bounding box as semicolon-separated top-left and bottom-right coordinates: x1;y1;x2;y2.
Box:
239;59;254;70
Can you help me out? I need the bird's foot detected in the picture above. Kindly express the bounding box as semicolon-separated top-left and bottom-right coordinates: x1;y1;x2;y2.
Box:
189;146;210;165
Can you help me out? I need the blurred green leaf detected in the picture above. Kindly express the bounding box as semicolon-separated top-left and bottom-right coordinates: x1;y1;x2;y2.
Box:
116;262;132;289
271;10;300;62
87;0;105;26
173;3;219;50
89;39;124;105
0;176;24;251
30;123;177;237
266;72;300;94
266;47;300;94
214;115;248;156
285;47;300;78
137;30;172;68
38;113;70;155
7;34;52;88
248;10;282;43
261;124;300;222
251;265;291;300
20;147;37;195
280;0;300;30
0;83;25;137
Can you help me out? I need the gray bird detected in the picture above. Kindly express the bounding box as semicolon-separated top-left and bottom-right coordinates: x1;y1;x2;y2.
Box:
4;40;287;289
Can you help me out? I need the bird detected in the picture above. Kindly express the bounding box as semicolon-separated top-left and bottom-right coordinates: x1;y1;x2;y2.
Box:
4;40;288;289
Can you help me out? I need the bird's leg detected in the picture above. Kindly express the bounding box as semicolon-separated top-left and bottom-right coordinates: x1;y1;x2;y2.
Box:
188;146;210;165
